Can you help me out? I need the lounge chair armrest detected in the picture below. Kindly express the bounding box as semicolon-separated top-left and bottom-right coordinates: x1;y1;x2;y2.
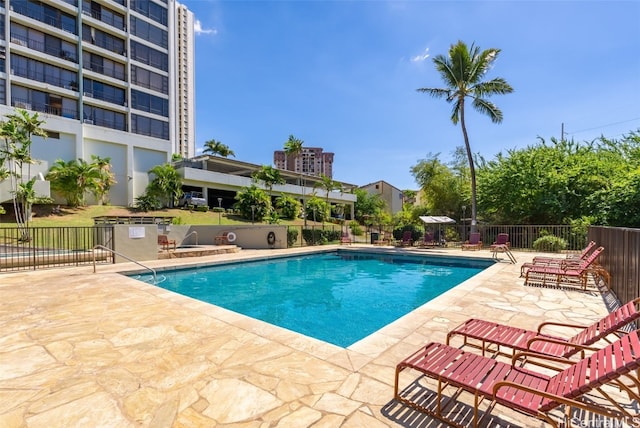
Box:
526;336;599;354
511;350;577;369
537;321;586;333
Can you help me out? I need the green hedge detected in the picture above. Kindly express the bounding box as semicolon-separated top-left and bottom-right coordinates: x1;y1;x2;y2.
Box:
301;229;341;245
533;235;567;252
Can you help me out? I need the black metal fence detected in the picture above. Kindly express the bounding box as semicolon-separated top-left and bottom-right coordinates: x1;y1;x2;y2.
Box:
0;226;114;272
287;224;587;251
589;226;640;303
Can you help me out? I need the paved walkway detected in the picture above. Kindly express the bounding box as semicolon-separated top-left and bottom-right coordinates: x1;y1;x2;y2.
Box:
0;246;625;427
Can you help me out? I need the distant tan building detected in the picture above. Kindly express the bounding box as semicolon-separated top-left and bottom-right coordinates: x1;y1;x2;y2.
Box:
274;147;334;178
360;180;404;215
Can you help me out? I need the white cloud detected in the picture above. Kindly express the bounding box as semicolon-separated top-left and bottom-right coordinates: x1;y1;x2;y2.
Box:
194;19;217;35
411;47;430;63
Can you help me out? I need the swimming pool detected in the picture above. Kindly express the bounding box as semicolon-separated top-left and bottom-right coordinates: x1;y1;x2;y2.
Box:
132;251;494;347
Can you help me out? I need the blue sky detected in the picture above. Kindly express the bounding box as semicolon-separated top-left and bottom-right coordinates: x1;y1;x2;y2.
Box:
180;0;640;191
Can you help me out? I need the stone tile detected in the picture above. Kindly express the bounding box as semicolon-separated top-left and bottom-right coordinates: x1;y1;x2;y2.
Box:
200;378;282;423
0;248;622;428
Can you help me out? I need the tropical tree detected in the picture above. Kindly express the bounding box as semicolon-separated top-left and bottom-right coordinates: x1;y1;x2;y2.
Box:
252;165;285;196
203;139;235;157
283;135;305;222
234;184;271;222
275;194;301;220
418;40;513;232
314;174;342;206
0;109;47;240
147;163;182;208
47;159;80;206
305;195;329;223
47;158;101;207
89;155;116;205
476;133;640;225
353;188;385;223
411;152;467;219
401;189;417;206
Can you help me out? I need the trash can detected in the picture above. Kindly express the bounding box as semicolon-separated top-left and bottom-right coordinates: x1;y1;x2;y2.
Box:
370;232;379;244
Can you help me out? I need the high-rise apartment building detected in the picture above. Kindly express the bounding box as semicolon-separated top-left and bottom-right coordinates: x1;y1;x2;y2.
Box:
0;0;195;206
174;2;194;159
273;147;334;178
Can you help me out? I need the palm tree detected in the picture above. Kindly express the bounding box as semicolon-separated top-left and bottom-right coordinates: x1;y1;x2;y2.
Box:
283;135;305;224
147;163;183;208
89;155;116;205
203;139;235;157
252;165;285;196
417;40;513;232
314;173;342;222
47;159;101;207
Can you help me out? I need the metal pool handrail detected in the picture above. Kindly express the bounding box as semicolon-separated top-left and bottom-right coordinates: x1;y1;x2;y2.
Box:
92;244;157;284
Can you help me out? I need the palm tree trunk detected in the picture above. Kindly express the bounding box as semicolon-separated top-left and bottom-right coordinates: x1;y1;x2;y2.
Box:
459;104;478;233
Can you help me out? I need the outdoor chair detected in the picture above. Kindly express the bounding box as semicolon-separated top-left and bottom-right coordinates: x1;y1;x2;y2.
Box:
490;233;510;249
461;232;482;250
417;232;437;248
523;246;605;290
394;329;640;427
399;231;413;247
340;232;352;245
489;233;516;263
447;297;640;362
520;240;598;276
158;234;176;251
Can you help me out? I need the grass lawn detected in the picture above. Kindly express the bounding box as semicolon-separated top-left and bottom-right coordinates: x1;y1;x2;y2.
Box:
0;204;327;228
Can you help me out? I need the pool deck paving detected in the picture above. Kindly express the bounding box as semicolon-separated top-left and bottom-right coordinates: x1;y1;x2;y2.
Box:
0;245;632;427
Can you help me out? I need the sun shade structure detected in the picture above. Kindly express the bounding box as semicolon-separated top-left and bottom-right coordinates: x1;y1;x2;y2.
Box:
418;216;456;224
419;216;456;246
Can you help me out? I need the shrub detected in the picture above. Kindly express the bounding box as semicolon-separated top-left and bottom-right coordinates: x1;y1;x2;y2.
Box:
134;193;162;211
266;210;280;224
324;230;341;242
302;228;326;245
287;228;299;247
300;228;340;245
533;235;567;252
349;221;363;236
393;224;422;242
276;195;301;220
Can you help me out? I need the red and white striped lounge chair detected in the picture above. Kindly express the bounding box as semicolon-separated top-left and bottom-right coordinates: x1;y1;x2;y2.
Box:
394;329;640;427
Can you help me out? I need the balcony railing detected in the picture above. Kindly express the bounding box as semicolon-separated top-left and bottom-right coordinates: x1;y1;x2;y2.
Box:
11;3;77;34
12;97;79;120
10;33;78;62
11;65;77;90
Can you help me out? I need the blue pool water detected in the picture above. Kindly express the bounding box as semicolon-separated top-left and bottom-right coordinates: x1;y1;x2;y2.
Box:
132;251;493;347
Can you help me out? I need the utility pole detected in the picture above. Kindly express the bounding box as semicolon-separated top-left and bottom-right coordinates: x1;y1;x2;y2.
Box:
561;123;565;141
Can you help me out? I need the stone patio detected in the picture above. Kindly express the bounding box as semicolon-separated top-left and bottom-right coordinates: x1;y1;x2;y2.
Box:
0;245;629;427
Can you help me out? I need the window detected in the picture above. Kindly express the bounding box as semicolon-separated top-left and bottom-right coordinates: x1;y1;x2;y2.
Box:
130;16;168;48
130;41;168;72
132;114;169;139
131;89;168;116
